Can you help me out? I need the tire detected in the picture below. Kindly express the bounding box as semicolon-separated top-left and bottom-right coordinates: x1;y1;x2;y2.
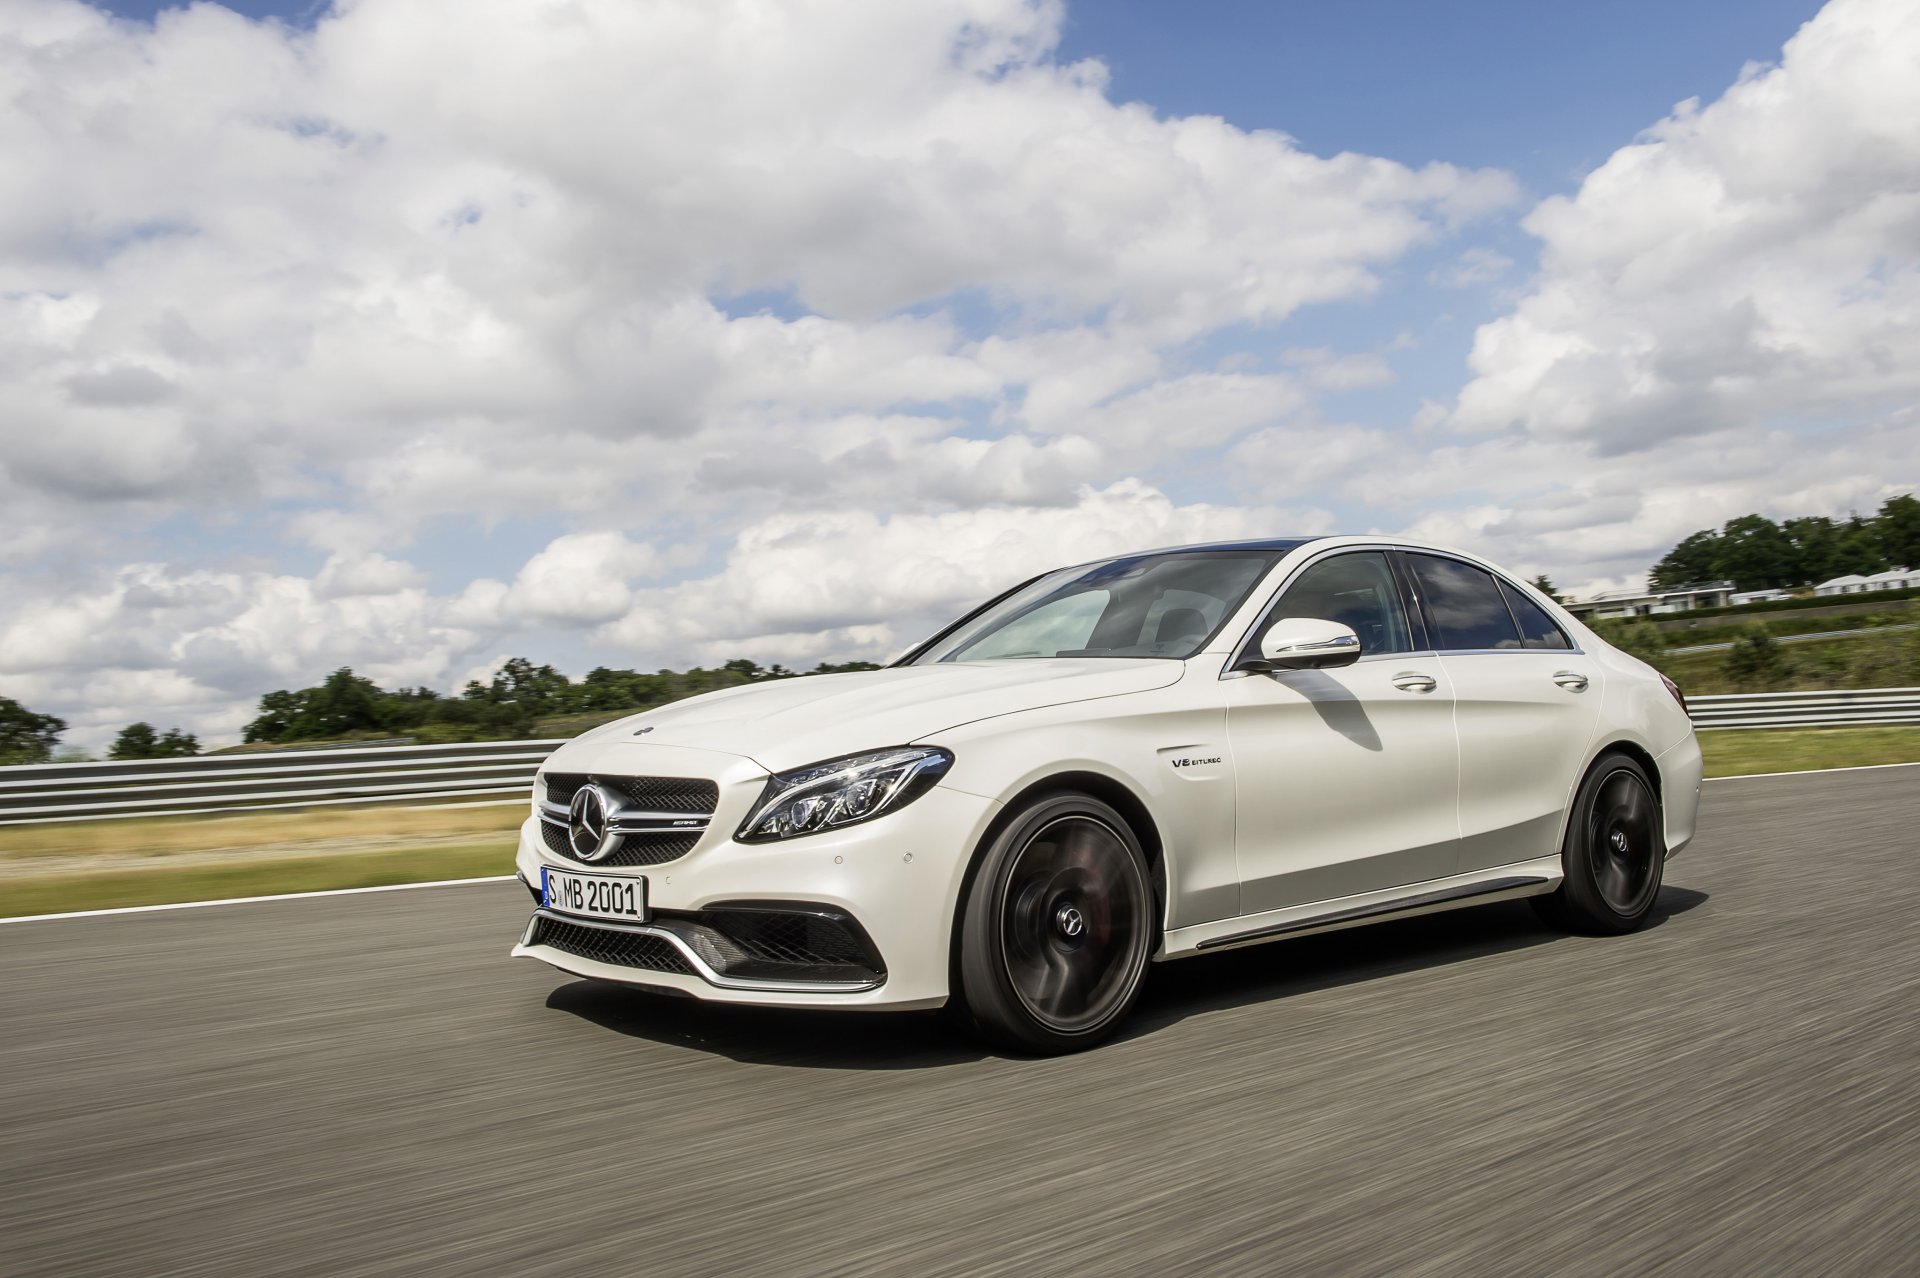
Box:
1532;753;1666;936
956;793;1156;1054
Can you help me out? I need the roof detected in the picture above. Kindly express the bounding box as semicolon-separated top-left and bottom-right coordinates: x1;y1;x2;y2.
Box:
1147;536;1322;555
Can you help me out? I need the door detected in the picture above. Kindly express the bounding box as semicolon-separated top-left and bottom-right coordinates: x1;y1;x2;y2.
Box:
1400;553;1604;873
1225;550;1462;914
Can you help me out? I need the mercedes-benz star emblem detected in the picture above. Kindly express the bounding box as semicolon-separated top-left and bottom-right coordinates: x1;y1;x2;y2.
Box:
1055;904;1086;939
568;783;620;862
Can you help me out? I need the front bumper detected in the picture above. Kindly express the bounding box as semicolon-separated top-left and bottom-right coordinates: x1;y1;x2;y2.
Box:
510;781;1000;1010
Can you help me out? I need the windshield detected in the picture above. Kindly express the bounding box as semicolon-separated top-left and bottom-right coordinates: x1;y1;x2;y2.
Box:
911;552;1279;663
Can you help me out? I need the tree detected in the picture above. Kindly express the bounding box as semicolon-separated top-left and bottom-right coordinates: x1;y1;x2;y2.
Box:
1877;493;1920;570
109;722;199;759
109;722;157;759
1591;619;1666;665
1722;628;1786;688
1650;530;1721;589
1530;575;1562;603
0;694;66;764
1711;514;1798;591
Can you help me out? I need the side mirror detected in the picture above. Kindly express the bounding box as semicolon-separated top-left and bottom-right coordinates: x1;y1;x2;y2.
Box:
1242;617;1362;671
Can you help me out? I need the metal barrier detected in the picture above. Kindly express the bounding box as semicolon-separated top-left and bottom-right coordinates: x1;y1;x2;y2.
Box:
3;687;1918;825
0;740;564;825
1685;687;1920;731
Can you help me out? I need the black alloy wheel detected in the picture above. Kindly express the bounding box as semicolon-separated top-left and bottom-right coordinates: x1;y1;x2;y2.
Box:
957;793;1155;1053
1533;753;1666;935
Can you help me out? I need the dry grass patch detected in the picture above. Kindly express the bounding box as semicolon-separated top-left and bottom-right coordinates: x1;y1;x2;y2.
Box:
0;801;529;880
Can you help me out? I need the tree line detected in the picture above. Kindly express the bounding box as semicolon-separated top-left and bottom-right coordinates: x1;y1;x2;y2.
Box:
0;694;207;764
0;656;881;762
1649;494;1920;592
241;656;882;745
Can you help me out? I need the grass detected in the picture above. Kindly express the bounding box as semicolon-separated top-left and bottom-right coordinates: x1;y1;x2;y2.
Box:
0;841;519;919
1698;725;1920;779
0;801;527;862
4;727;1916;919
1655;624;1920;695
0;801;530;919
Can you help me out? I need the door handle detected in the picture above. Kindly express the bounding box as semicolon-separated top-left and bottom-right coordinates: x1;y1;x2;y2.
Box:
1392;671;1438;693
1552;670;1590;692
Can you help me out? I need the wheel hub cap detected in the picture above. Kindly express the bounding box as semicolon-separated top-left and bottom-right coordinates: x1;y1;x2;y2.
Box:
1610;830;1629;853
1054;903;1086;939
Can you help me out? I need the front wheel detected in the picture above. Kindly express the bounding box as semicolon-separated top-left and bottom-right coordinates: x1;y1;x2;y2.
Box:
956;793;1155;1054
1533;753;1666;935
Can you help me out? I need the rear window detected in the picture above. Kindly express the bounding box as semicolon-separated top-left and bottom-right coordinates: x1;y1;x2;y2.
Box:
1499;580;1573;650
1406;554;1522;651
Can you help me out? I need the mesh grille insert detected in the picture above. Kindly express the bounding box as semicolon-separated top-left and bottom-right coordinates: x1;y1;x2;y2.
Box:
543;773;717;814
707;911;872;969
529;916;694;976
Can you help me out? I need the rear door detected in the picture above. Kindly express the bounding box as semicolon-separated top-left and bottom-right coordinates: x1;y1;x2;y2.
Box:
1399;552;1604;874
1225;549;1462;913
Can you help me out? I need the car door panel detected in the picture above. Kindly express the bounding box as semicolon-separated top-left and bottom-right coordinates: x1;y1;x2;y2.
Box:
1227;659;1461;912
1399;553;1603;874
1225;549;1462;914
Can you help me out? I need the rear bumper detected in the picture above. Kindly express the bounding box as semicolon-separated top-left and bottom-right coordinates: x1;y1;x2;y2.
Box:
1657;732;1705;860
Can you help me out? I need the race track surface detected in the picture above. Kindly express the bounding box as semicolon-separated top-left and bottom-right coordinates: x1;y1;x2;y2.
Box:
4;767;1917;1277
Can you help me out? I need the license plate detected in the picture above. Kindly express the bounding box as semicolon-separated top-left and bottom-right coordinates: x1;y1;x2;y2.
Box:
541;867;648;923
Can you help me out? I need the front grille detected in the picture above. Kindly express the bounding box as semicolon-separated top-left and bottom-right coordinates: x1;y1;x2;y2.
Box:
539;772;719;867
529;916;694;976
543;773;718;814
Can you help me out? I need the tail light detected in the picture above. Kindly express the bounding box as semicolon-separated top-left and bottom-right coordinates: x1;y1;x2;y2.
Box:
1660;673;1687;713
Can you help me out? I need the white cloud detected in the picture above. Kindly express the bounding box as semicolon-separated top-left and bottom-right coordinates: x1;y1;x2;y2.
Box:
1431;247;1513;288
1453;0;1920;450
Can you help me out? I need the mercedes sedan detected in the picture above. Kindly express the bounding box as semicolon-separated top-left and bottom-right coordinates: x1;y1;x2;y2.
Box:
512;536;1702;1052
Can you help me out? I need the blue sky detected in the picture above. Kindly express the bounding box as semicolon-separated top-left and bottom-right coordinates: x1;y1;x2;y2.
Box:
5;0;1915;746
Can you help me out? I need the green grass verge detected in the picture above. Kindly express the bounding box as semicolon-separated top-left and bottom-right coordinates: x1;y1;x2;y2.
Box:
1;840;517;920
1700;725;1920;779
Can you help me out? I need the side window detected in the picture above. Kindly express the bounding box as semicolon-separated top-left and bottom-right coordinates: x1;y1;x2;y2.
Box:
1498;580;1572;650
1407;555;1522;650
1267;552;1413;656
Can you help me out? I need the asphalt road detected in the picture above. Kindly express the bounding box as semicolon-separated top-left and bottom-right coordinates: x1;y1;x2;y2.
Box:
4;767;1917;1277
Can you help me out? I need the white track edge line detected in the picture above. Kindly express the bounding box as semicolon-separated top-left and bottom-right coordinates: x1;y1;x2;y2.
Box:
1704;759;1920;782
0;875;517;925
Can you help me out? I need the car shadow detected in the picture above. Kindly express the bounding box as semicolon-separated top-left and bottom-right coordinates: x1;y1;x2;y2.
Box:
543;884;1710;1069
1118;884;1709;1045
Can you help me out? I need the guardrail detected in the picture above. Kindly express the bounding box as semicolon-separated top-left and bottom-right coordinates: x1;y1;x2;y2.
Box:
2;687;1917;825
1685;687;1920;730
0;740;564;825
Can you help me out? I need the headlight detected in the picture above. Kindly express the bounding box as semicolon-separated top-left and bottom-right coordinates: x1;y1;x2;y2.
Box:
736;746;954;843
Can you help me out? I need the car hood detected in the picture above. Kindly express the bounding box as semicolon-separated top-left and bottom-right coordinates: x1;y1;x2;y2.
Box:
571;660;1184;774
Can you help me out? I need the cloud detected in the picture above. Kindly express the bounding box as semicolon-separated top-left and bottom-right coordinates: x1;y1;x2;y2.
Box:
0;0;1522;742
1430;247;1513;288
1453;0;1920;450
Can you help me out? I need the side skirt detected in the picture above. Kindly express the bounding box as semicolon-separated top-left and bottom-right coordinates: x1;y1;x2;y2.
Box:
1161;859;1560;959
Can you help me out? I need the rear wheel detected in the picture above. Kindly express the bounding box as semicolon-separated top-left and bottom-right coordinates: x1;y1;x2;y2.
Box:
1533;753;1665;935
957;793;1155;1054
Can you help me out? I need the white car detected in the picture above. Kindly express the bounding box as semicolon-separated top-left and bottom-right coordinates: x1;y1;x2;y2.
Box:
512;536;1702;1052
